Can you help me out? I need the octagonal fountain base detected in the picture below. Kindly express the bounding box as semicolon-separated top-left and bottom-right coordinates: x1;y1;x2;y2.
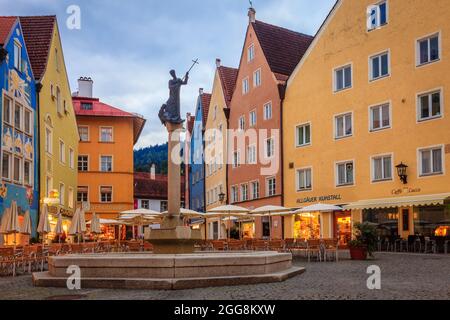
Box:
32;251;305;290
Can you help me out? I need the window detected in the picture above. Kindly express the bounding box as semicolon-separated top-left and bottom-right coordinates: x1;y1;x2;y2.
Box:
231;186;238;203
267;177;276;197
297;168;312;191
3;95;12;124
232;151;240;168
251;181;259;200
418;90;442;121
46;176;53;197
161;201;168;212
419;147;443;176
334;65;352;92
78;155;88;172
253;69;261;87
213;105;218;120
13;41;22;71
141;200;150;209
264;102;272;120
238;116;245;131
24;160;32;186
24;109;32;135
335;113;353;139
45;127;52;154
248;44;255;62
296;123;311;147
241;184;248;202
242;77;249;95
69;148;74;169
247;145;256;164
59;140;65;163
59;183;65;205
100;186;113;203
367;1;388;30
372;155;392;181
2;153;11;180
77;186;88;202
81;102;93;110
370;103;390;131
336;161;354;186
78;126;89;142
370;51;389;80
13;156;22;183
100;127;113;142
266;138;275;158
249;110;257;127
14;102;22;129
56;87;62;114
100;156;113;172
68;187;74;209
417;33;440;66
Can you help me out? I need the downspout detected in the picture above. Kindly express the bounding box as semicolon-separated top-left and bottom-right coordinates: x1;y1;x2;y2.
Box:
223;107;231;205
279;83;286;239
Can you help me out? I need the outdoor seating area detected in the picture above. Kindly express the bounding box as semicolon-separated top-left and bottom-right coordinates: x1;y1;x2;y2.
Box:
376;235;450;254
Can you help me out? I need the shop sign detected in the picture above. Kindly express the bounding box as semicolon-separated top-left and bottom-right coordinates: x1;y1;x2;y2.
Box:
391;187;421;196
297;194;342;204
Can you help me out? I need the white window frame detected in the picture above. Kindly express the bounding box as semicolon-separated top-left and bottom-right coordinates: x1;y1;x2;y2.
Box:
23;159;32;186
333;63;353;92
100;155;113;172
266;137;275;158
68;187;74;209
253;68;262;87
266;177;276;197
247;44;255;62
99;126;114;142
416;88;444;122
366;1;388;31
369;101;391;131
263;102;272;120
78;125;89;142
232;151;241;168
242;77;250;95
59;139;65;164
369;50;390;81
100;186;113;203
13;40;22;72
247;144;257;164
249;109;257;127
69;148;75;169
240;183;248;202
1;152;12;181
59;182;65;206
334;111;353;139
238;115;245;131
295;122;312;147
230;185;238;204
250;180;259;200
296;167;313;192
335;160;355;187
371;153;394;182
416;31;441;67
12;156;23;185
78;155;89;172
418;145;445;177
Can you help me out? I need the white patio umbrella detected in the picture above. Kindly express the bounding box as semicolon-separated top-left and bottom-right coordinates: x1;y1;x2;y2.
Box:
69;207;87;243
295;203;343;213
206;205;250;240
119;210;161;240
20;210;32;236
90;213;102;235
54;213;64;243
250;205;293;240
0;208;9;234
4;201;20;249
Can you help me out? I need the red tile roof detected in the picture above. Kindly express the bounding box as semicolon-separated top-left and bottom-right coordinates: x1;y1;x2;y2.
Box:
201;93;212;127
252;20;313;78
73;96;146;145
217;66;238;107
134;172;185;200
19;16;56;81
0;17;17;46
187;114;195;134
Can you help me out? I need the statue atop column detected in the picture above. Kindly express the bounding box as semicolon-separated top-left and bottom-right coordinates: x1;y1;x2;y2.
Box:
158;70;189;125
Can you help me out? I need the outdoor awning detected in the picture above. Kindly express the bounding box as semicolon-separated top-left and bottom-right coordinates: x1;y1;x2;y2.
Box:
343;193;450;210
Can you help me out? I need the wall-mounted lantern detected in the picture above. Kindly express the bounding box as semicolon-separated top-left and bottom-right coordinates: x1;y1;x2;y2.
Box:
396;162;408;184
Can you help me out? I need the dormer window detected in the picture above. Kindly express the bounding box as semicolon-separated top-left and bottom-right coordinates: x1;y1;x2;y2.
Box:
13;40;22;72
367;1;388;31
81;102;93;110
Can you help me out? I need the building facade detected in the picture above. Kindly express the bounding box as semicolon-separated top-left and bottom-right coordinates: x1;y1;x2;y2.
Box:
73;78;145;220
189;90;211;213
228;8;313;239
184;113;195;209
283;0;450;243
0;17;39;243
20;16;79;236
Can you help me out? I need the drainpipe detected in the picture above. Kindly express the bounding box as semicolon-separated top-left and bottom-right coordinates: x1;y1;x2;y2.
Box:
35;82;42;237
223;107;231;205
279;83;286;239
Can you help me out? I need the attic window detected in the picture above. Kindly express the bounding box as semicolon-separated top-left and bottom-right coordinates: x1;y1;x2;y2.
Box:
81;102;93;110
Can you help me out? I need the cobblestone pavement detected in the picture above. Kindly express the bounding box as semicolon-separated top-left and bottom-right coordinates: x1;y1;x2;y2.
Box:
0;252;449;300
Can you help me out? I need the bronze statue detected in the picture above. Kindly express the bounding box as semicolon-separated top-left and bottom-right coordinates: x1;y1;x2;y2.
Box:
158;69;189;125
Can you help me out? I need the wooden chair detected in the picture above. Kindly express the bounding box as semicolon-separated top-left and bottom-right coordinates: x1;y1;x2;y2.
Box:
0;247;17;277
268;240;284;252
253;240;268;251
127;241;142;252
227;240;245;251
306;239;322;262
211;240;226;251
323;239;339;262
70;244;84;254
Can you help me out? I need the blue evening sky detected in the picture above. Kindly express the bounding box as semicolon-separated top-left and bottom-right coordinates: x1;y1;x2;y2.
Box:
1;0;335;148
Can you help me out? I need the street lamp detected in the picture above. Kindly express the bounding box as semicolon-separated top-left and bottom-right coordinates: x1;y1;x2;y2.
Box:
396;162;408;184
219;192;226;204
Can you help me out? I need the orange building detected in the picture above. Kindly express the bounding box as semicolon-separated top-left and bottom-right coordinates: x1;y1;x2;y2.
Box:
72;78;146;220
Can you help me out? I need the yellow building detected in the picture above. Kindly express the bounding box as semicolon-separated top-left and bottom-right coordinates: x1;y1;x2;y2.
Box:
204;59;238;239
20;16;79;234
283;0;450;244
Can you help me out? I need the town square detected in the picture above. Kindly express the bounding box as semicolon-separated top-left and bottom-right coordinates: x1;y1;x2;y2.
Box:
0;0;449;309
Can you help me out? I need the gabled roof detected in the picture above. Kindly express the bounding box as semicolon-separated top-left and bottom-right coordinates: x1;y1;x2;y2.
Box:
0;17;17;46
252;20;314;79
134;172;185;200
200;93;212;127
19;16;56;81
217;66;238;107
73;96;146;145
187;114;195;134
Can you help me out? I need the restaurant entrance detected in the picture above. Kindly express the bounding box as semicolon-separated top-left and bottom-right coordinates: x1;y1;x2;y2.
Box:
334;211;351;246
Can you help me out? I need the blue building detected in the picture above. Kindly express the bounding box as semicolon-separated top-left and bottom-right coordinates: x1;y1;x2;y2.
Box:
189;90;211;212
0;17;39;243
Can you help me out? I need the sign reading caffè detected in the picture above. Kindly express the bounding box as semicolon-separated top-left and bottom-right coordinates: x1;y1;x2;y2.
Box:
297;194;342;204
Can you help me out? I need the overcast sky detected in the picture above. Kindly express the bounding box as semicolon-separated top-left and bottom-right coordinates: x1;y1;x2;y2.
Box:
1;0;336;148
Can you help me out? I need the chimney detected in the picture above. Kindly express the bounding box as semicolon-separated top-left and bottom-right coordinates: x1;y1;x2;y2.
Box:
78;77;93;98
215;58;221;68
248;7;256;23
199;88;204;95
150;164;156;180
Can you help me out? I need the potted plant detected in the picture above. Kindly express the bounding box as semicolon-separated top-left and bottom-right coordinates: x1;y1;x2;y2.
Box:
349;222;378;260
